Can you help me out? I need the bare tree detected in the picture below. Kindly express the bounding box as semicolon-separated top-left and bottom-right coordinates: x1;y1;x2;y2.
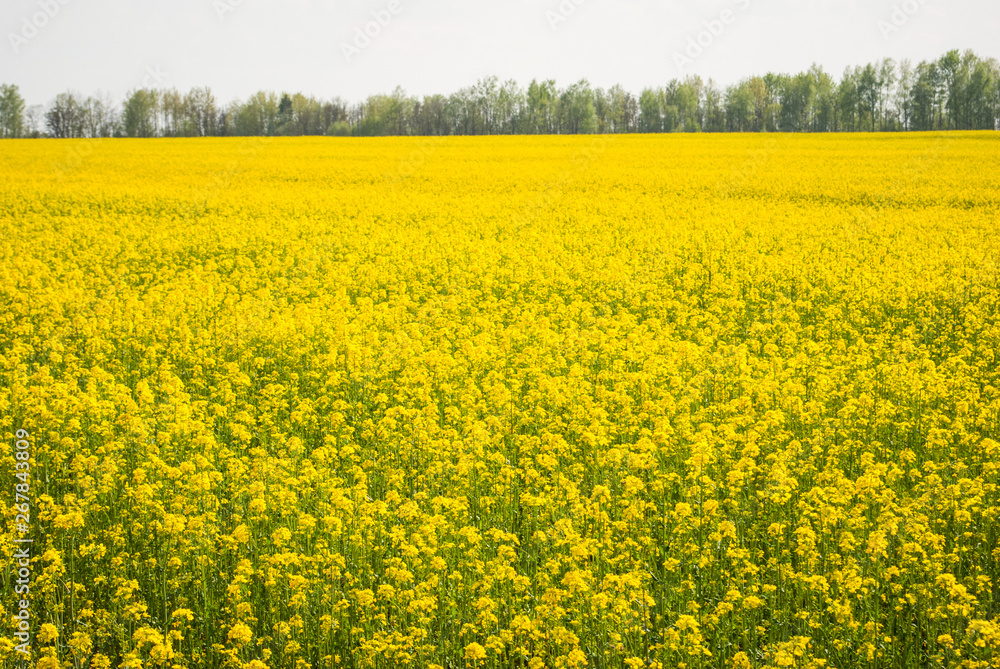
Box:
46;92;86;138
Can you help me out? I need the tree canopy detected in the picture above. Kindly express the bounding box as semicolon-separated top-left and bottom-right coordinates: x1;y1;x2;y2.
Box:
1;50;997;139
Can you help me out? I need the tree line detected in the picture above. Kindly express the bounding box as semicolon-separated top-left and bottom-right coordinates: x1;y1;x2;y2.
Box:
1;49;997;139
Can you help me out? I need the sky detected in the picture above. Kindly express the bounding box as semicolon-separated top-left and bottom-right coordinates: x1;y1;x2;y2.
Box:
2;0;998;107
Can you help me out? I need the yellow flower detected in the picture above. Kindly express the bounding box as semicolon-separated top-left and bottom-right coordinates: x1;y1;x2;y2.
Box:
68;632;93;657
38;623;59;643
228;622;253;646
464;642;487;662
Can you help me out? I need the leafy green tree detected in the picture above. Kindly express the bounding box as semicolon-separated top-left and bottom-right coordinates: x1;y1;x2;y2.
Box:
354;87;414;136
604;84;631;133
160;88;185;137
811;65;837;132
123;89;159;137
879;58;898;130
2;49;997;139
232;91;280;136
836;67;860;132
703;81;725;133
938;49;962;129
496;79;524;135
326;120;352;136
725;82;753;132
558;80;597;134
0;84;26;138
185;87;219;137
966;56;998;129
277;93;293;132
896;60;915;130
669;77;703;132
525;80;558;134
638;88;662;133
780;72;811;132
759;74;784;131
909;61;940;131
414;95;448;136
747;77;770;132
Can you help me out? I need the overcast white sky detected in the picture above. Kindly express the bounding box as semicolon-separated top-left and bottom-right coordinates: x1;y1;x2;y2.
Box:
2;0;998;106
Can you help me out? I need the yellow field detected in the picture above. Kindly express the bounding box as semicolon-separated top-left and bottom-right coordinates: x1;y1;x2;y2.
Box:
1;133;999;669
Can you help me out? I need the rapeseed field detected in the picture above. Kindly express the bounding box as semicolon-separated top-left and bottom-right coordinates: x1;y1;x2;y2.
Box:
1;134;998;669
